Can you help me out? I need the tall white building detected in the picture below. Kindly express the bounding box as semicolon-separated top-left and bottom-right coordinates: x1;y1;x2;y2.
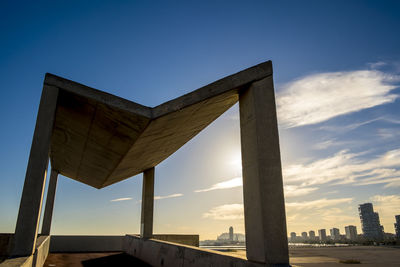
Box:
330;228;340;240
318;229;327;241
345;225;357;241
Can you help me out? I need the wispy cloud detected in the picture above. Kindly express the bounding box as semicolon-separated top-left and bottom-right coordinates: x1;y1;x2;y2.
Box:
195;177;242;192
284;185;318;197
277;70;398;128
368;61;387;69
203;197;353;222
110;197;132;202
286;197;353;210
154;193;183;200
203;204;244;220
283;148;400;188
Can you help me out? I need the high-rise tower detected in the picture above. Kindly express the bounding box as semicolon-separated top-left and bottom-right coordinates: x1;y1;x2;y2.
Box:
229;226;234;241
359;203;384;241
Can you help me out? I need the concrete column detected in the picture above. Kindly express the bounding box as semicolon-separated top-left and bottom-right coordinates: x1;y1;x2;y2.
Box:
12;85;59;257
239;75;289;265
41;169;59;235
140;167;154;238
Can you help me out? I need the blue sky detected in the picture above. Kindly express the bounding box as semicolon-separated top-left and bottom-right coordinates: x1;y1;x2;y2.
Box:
1;0;399;240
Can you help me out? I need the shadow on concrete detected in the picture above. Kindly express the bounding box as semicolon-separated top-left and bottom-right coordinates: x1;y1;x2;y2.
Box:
81;253;150;267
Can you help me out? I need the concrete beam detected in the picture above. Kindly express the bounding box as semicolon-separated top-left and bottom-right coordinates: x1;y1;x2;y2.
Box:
140;167;155;238
12;85;59;257
239;76;289;265
41;169;59;235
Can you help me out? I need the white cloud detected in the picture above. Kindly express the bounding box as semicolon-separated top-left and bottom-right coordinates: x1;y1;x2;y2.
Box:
154;193;183;200
286;197;353;210
277;70;398;128
283;148;400;187
284;185;318;197
203;204;244;220
195;177;242;193
368;61;387;69
110;197;132;202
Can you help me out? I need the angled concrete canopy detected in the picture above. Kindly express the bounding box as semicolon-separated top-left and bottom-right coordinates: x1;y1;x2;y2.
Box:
12;60;290;266
47;61;272;188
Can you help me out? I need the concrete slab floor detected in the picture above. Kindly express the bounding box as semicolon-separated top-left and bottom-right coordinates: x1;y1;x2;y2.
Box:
44;252;150;267
228;246;400;266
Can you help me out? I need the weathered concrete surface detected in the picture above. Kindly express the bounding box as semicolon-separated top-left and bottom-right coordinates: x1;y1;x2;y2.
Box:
41;170;58;235
45;252;150;267
49;235;124;252
43;61;272;188
152;234;199;247
12;86;59;257
239;76;289;265
32;236;50;267
141;168;154;238
0;256;32;267
123;235;266;267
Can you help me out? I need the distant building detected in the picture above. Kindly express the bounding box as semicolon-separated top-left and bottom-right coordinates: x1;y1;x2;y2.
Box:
309;230;316;240
359;203;384;241
395;215;400;240
301;232;308;240
345;225;357;241
290;232;297;242
217;227;245;242
330;228;340;240
318;229;327;241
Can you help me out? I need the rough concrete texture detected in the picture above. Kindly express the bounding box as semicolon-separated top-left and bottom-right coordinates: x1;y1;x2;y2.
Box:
123;235;267;267
141;168;154;238
45;252;150;267
12;86;59;257
32;236;50;267
41;170;58;235
44;61;272;188
239;76;289;265
0;256;32;267
49;236;124;253
152;234;199;247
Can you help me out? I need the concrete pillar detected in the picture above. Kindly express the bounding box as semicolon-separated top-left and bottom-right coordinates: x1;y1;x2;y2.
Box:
12;85;59;257
239;75;289;265
41;169;59;235
140;167;154;238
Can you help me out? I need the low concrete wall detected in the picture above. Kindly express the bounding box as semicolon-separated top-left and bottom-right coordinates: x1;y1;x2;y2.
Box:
50;235;124;252
0;256;33;267
152;235;199;247
32;236;50;267
0;235;50;267
123;235;264;267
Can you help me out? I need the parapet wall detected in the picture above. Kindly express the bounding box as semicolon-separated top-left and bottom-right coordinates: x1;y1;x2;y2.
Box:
123;234;264;267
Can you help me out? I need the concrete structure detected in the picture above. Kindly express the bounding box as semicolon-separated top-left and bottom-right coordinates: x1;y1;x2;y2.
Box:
308;230;316;241
318;229;327;242
301;232;307;241
344;225;357;241
229;226;234;241
359;203;384;241
330;228;340;241
6;61;289;266
41;170;58;235
395;215;400;240
290;232;296;242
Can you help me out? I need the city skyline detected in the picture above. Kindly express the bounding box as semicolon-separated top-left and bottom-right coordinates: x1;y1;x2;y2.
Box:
1;1;400;240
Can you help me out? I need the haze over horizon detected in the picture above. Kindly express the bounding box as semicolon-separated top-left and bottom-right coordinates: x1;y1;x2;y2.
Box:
1;1;399;240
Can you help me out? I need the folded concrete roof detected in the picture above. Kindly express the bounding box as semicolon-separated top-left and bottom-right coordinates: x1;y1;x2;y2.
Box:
46;61;272;188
